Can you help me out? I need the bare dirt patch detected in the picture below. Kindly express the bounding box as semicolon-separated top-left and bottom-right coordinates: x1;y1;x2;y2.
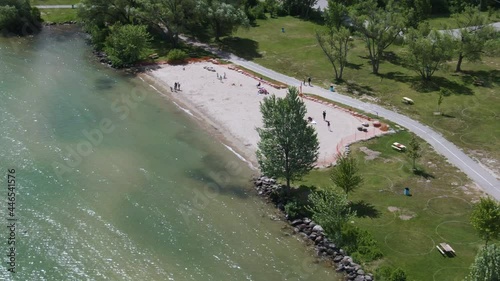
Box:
359;146;381;161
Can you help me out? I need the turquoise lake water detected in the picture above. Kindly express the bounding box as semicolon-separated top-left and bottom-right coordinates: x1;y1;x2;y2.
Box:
0;26;340;280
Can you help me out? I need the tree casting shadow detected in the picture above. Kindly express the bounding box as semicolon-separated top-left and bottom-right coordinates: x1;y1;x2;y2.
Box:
350;200;380;218
220;37;262;61
413;168;435;179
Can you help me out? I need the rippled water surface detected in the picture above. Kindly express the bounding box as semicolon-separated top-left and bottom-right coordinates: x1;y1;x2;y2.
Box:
0;27;340;281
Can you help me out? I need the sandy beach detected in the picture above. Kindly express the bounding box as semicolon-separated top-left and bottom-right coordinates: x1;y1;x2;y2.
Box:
142;62;385;169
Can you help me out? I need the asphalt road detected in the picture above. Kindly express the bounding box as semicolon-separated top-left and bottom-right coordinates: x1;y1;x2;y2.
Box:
181;36;500;200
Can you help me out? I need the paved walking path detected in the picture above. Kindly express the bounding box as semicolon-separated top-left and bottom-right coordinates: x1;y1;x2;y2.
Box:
181;36;500;200
35;5;77;9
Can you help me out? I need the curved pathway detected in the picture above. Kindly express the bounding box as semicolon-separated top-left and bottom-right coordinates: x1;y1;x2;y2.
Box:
35;5;76;9
181;36;500;200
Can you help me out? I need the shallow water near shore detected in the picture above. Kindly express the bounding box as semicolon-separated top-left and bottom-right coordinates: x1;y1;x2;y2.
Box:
0;26;340;280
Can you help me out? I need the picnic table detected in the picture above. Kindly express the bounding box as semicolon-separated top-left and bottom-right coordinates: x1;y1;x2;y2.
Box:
437;243;456;256
391;142;407;151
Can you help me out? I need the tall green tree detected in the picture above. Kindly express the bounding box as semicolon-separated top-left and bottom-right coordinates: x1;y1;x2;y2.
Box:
401;0;432;28
316;2;352;81
350;0;406;74
465;243;500;281
0;0;41;35
195;0;249;41
78;0;140;49
256;87;319;189
470;197;500;245
330;153;363;196
407;135;421;170
137;0;194;47
316;27;351;81
403;28;453;80
450;6;498;72
307;187;355;243
104;24;152;67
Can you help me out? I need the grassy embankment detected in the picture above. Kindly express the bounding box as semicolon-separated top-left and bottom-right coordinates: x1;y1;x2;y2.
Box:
31;0;79;23
228;15;500;172
222;15;499;280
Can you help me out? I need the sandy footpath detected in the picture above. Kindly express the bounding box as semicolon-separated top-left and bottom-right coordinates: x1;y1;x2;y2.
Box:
142;62;385;168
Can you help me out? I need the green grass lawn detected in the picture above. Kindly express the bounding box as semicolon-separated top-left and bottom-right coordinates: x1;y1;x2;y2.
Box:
31;0;79;5
39;8;77;23
298;131;486;281
229;16;500;173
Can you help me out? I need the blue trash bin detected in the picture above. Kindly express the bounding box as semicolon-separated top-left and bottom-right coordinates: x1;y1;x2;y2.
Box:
404;187;410;196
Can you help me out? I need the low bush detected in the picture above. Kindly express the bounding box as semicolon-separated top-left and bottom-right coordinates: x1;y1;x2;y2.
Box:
167;49;188;64
341;224;383;262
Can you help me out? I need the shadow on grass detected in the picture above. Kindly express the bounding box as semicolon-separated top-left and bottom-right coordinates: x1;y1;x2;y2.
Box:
379;71;413;83
383;51;404;67
411;76;474;95
413;168;435;179
220;37;262;61
343;81;376;96
350;200;380;218
460;69;500;88
346;62;364;70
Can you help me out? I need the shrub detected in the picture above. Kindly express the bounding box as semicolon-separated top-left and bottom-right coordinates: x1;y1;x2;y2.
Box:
249;3;267;20
341;224;383;262
167;49;188;64
284;199;308;219
104;24;152;67
375;266;408;281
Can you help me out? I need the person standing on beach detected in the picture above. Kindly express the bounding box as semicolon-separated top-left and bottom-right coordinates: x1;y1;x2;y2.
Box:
322;110;326;120
308;77;311;86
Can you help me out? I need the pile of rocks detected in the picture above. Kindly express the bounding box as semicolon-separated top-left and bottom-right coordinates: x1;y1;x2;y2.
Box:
43;21;78;26
254;176;374;281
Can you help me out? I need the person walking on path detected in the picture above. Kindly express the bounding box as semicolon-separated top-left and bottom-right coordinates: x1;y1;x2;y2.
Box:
308;77;311;86
326;120;331;131
323;110;326;120
174;82;178;91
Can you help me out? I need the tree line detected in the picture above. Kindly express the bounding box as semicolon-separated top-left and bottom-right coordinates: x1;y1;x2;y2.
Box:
317;0;499;81
0;0;42;35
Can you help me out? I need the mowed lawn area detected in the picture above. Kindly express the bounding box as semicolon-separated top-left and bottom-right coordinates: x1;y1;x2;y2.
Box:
39;9;77;23
299;131;484;281
229;16;500;174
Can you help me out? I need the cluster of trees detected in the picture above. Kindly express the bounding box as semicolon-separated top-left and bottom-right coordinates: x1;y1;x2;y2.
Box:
317;0;499;81
256;89;382;262
466;197;499;280
0;0;41;35
77;0;251;66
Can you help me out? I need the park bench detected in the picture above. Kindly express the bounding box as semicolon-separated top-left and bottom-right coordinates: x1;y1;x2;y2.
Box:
438;243;456;257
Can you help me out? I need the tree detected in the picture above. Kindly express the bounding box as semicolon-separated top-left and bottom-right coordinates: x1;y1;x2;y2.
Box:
256;87;319;189
78;0;140;49
436;88;449;113
104;24;152;67
470;197;500;245
330;153;363;196
281;0;318;18
402;28;453;80
307;187;355;243
407;135;421;170
315;27;351;81
466;243;500;281
195;0;249;41
401;0;432;28
316;2;351;81
0;0;42;35
137;0;194;47
450;6;498;72
350;0;406;74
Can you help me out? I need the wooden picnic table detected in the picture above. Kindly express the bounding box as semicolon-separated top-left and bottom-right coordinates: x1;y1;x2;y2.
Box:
439;243;455;254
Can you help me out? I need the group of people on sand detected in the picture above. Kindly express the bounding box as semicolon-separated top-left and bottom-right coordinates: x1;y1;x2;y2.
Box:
308;110;331;131
173;82;181;91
